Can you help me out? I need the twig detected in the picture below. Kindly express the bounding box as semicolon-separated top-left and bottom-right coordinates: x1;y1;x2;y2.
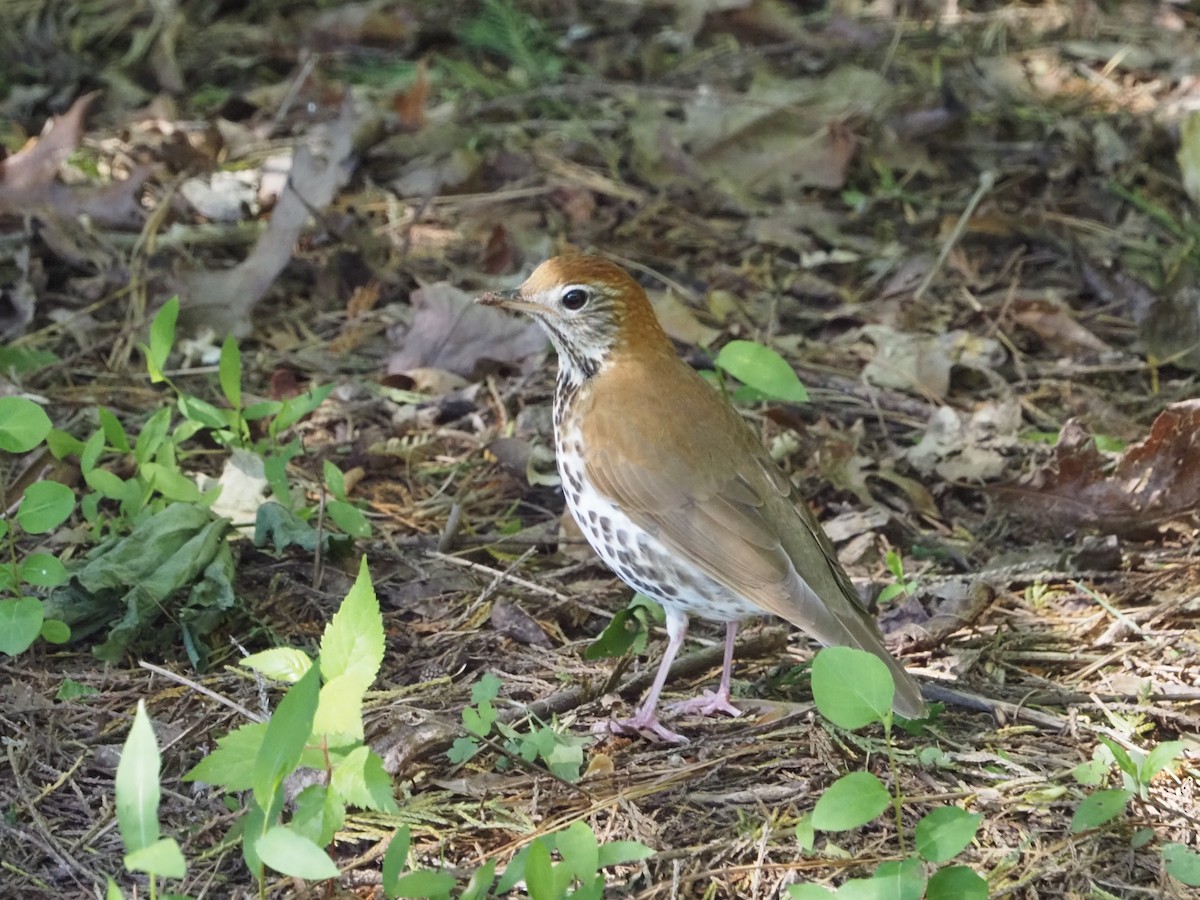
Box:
914;169;996;301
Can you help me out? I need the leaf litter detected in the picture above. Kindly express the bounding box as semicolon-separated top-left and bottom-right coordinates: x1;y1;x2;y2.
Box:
1;1;1199;898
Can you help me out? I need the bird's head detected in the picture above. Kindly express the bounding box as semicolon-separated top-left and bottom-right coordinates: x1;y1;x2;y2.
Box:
477;255;669;384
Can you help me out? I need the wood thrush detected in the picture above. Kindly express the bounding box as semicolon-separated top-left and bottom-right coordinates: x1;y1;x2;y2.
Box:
479;255;926;741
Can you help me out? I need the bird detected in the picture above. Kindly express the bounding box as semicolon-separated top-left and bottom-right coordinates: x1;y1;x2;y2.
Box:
478;254;926;741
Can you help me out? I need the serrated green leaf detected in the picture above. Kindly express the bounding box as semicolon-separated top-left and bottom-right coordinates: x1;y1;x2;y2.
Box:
184;723;268;792
116;701;161;854
811;647;894;730
320;556;385;683
240;647;313;683
330;745;399;813
811;772;891;832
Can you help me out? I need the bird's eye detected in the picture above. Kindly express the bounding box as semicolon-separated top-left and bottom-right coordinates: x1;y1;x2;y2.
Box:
561;288;589;311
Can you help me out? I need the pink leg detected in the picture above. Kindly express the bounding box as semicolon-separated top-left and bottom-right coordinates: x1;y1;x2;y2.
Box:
666;621;742;718
593;609;690;743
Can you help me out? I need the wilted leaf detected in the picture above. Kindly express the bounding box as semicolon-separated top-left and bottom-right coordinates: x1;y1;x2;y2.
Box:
906;401;1022;482
992;400;1200;535
387;282;546;379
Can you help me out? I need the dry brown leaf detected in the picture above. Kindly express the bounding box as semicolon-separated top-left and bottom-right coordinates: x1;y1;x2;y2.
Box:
992;400;1200;536
393;59;429;132
1009;298;1111;356
387;282;547;380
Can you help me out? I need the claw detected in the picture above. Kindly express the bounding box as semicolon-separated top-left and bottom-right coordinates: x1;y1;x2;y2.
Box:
666;689;743;719
592;715;688;744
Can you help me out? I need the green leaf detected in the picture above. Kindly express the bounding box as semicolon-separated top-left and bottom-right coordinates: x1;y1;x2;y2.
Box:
915;806;982;862
45;428;84;459
327;500;372;538
56;678;99;701
1098;736;1138;781
134;407;172;466
177;395;233;430
40;618;70;644
20;553;68;587
272;383;336;433
0;397;52;452
1163;842;1200;886
290;784;343;848
240;647;313;683
141;461;206;504
323;459;347;499
1070;789;1133;833
387;869;457;899
834;858;924;900
811;772;891;832
557;821;599;884
183;724;268;792
0;597;44;655
585;608;646;659
471;672;503;703
1141;740;1185;784
105;876;124;900
319;556;385;683
124;837;186;879
330;745;399;814
146;298;178;383
0;345;58;376
811;647;894;730
219;335;242;409
15;481;75;534
116;700;162;854
253;664;321;811
596;840;654;868
460;859;497;900
926;865;988;900
795;813;815;852
524;839;558;900
97;407;131;454
382;826;412;898
83;466;128;500
787;887;834;899
714;340;809;403
256;825;339;880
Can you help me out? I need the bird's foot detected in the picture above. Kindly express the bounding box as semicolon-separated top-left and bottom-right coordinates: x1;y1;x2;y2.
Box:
666;689;742;719
591;713;688;744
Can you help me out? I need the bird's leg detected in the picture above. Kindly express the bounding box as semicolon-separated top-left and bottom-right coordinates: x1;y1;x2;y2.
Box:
594;608;689;743
666;621;743;718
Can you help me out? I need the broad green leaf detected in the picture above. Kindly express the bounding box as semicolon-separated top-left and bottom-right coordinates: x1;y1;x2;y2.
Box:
1141;740;1185;784
116;701;161;854
177;395;231;430
596;839;654;868
45;428;84;459
20;553;68;587
327;499;371;537
811;772;891;832
272;383;336;433
795;813;815;852
134;407;172;466
323;460;347;498
926;865;988;900
447;736;479;764
56;679;99;701
252;664;320;811
146;298;178;383
219;335;242;408
15;481;75;534
915;806;982;862
256;825;339;880
105;876;124;900
834;859;924;900
0;397;51;452
240;647;313;683
0;345;58;376
313;671;372;741
290;784;344;848
787;887;834;899
557;821;599;884
1070;789;1132;833
1163;842;1200;886
1098;736;1137;781
387;869;457;899
811;647;894;730
40;618;70;644
382;826;412;898
714;340;809;403
524;839;559;900
83;466;127;499
585;608;646;659
471;672;503;703
460;859;497;900
124;837;186;878
0;597;44;655
140;461;207;504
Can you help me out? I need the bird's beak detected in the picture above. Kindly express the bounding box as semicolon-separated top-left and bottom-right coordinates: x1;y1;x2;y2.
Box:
476;288;537;314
